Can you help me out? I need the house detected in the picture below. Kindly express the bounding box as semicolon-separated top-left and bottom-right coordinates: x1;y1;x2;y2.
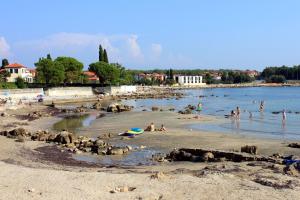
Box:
3;63;34;83
136;73;166;82
83;71;99;83
173;75;205;86
244;70;259;78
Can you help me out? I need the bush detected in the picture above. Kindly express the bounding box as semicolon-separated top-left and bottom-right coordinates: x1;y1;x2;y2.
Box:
0;82;18;89
266;75;286;83
15;77;27;88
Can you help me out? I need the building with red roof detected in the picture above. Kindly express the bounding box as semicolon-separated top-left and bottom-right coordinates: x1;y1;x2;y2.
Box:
3;63;34;83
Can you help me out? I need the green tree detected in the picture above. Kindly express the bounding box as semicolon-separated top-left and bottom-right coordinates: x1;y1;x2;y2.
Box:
89;61;120;85
0;70;10;82
99;45;104;62
54;57;83;83
168;68;174;79
35;58;65;85
103;49;109;63
1;59;9;68
15;77;26;88
204;73;213;84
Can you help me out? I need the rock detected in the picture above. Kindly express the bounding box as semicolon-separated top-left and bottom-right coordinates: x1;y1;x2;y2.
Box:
107;147;125;155
202;152;214;162
150;172;167;180
0;112;8;117
288;143;300;148
284;162;300;176
15;135;25;142
94;139;106;147
6;128;27;138
152;106;159;111
107;103;132;112
54;131;75;144
126;145;133;151
92;102;102;110
166;148;274;163
28;188;35;193
110;186;136;193
178;109;192;114
241;145;258;155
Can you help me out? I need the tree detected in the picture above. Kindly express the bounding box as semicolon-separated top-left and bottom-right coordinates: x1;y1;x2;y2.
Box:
35;58;65;85
54;57;83;83
168;68;174;79
0;70;10;82
15;77;26;88
89;61;120;85
204;73;213;84
99;45;104;62
1;59;9;68
103;49;109;63
47;53;52;60
266;75;286;83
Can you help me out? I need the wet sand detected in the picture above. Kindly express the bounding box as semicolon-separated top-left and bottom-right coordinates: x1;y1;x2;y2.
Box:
0;104;300;199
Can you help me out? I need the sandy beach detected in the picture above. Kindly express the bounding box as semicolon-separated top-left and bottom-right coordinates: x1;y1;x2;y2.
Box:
0;102;300;200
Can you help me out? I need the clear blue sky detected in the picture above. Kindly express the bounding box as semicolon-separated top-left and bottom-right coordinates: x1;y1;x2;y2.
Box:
1;0;300;70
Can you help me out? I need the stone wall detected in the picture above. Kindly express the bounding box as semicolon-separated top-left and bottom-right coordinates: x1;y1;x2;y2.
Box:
97;85;137;95
45;87;94;97
0;88;44;100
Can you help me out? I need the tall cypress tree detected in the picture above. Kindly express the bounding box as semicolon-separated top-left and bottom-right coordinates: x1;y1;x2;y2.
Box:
47;53;52;60
99;45;104;62
1;59;9;68
103;49;109;63
169;68;174;79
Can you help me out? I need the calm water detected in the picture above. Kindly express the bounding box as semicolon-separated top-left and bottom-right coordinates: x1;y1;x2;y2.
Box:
123;87;300;140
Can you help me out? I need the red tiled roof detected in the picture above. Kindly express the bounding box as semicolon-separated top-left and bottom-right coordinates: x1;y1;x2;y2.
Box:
83;71;97;76
4;63;26;69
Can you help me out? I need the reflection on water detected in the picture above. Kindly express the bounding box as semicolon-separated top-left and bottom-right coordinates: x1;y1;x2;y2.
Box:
53;113;98;133
74;148;159;166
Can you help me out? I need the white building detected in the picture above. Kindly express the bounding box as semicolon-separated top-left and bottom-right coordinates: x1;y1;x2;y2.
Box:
173;75;206;86
4;63;34;83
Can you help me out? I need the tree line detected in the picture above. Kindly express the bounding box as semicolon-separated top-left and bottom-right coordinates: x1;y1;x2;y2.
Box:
261;65;300;83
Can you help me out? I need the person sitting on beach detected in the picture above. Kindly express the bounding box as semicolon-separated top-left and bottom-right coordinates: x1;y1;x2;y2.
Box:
145;122;155;132
159;124;167;131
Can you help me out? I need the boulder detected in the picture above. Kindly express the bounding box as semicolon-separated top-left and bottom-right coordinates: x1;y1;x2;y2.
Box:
54;131;75;144
151;106;159;111
92;102;102;110
284;163;300;176
202;152;214;162
241;145;258;155
288;143;300;148
107;147;126;155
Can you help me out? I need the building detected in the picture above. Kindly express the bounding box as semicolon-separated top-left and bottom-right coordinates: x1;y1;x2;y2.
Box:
135;73;166;82
4;63;34;83
83;71;99;83
244;70;259;78
173;75;205;86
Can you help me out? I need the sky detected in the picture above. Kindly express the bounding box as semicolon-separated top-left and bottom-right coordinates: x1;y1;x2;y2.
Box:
1;0;300;71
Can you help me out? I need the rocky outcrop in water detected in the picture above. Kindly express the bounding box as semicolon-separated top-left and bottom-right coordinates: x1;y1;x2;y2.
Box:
107;103;133;112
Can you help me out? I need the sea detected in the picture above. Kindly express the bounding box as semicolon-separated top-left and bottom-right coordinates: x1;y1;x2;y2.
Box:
123;87;300;140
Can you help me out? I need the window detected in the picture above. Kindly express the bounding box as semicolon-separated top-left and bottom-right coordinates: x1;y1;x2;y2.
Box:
14;69;18;73
10;69;13;73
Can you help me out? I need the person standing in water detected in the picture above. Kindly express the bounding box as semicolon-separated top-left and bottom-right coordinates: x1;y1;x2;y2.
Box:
282;109;286;121
236;106;241;119
259;101;264;112
249;111;253;119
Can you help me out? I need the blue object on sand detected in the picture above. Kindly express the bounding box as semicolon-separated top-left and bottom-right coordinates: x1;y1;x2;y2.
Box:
284;159;300;165
131;127;142;132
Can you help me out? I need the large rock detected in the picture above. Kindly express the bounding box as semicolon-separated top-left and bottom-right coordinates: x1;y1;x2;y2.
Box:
107;103;132;112
284;162;300;176
92;102;102;110
54;131;75;144
241;145;258;155
288;143;300;148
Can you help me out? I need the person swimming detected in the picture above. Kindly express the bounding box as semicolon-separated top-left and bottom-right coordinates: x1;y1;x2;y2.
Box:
197;102;202;112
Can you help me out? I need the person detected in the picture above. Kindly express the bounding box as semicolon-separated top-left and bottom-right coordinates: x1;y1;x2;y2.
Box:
249;111;253;119
159;124;167;131
282;109;286;121
236;106;241;118
18;99;22;105
259;101;264;112
145;122;155;132
230;110;236;118
197;102;202;112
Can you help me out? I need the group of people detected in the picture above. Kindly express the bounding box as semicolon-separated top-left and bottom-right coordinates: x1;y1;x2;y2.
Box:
145;122;167;132
230;100;287;121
